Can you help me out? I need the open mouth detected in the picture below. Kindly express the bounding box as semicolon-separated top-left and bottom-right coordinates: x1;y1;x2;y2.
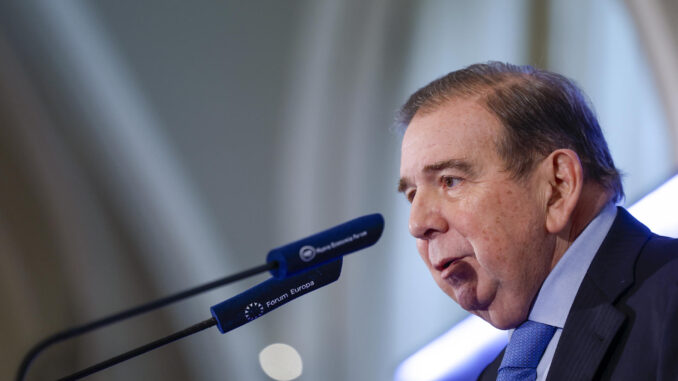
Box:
441;255;472;279
437;256;462;275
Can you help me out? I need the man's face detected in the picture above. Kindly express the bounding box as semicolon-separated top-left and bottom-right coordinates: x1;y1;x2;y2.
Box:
398;99;556;329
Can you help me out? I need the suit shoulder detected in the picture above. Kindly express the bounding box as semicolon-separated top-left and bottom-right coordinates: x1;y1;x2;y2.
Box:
645;233;678;252
635;233;678;283
625;233;678;319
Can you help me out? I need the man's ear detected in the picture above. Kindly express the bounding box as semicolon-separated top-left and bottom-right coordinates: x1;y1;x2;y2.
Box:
542;149;583;234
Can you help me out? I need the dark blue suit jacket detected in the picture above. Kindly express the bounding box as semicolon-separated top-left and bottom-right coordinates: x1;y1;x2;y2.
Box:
479;207;678;380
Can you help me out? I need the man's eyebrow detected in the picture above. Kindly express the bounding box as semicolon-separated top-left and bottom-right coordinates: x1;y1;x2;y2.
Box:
397;178;411;193
397;159;474;193
423;159;475;175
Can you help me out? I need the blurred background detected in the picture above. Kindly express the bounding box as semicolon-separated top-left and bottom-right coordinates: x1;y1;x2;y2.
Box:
1;0;676;380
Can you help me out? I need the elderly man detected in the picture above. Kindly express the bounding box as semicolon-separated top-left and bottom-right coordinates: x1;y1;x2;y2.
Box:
397;62;678;380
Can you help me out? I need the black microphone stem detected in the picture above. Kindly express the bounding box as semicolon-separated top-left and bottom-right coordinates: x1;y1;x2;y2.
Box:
57;317;217;381
17;262;276;381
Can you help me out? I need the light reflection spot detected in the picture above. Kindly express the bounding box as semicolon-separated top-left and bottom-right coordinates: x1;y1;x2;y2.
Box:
259;343;303;381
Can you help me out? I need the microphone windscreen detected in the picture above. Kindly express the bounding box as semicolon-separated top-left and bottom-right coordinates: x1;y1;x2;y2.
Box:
210;259;342;334
267;213;384;279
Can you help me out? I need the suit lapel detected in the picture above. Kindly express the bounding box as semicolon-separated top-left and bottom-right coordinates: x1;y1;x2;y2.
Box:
546;208;651;380
546;282;626;380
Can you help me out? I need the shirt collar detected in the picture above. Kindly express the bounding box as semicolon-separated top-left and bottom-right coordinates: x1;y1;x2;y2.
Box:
527;202;617;328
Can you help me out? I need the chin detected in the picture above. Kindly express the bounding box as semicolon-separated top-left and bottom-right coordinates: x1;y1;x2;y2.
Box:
477;307;529;330
487;317;520;330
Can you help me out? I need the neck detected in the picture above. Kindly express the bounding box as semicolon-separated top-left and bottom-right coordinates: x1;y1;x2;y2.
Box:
550;184;612;269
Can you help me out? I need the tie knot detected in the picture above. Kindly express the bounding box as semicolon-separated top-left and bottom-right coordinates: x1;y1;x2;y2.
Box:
498;320;556;380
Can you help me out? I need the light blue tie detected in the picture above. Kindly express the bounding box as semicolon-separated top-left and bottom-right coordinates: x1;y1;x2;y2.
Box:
497;320;556;381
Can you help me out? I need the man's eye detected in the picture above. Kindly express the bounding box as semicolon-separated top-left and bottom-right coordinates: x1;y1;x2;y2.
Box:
442;176;462;188
406;190;416;203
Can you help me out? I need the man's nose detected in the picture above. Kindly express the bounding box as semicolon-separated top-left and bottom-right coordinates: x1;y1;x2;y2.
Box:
408;190;447;239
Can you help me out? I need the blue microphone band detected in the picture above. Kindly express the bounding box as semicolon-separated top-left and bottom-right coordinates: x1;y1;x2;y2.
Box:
266;213;384;279
210;258;343;334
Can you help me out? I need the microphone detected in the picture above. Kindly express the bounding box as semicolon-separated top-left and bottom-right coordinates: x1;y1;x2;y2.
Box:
58;260;344;380
267;213;384;279
24;214;384;380
211;258;342;334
